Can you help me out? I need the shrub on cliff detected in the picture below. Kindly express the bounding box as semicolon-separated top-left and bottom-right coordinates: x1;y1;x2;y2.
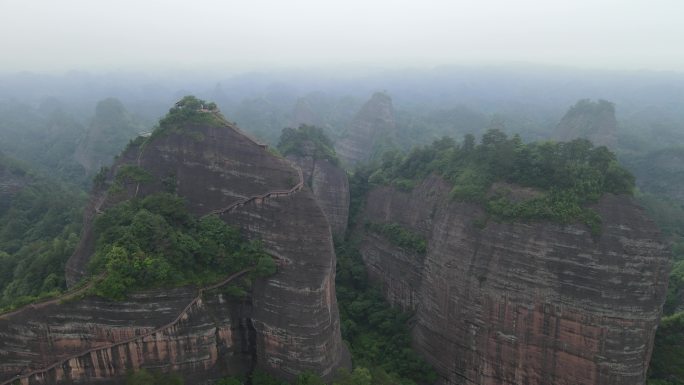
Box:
277;124;340;165
148;95;223;140
365;222;427;255
370;130;634;233
90;193;270;299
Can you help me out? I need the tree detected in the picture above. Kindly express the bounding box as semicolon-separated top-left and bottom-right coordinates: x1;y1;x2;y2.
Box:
253;256;277;278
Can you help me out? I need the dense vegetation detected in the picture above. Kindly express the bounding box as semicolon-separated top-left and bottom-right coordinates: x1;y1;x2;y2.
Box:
277;124;340;164
0;99;89;186
637;156;684;385
563;99;615;120
0;154;85;311
369;130;634;234
365;222;427;255
335;241;437;385
149;96;222;140
648;228;684;384
648;312;684;385
89;192;275;300
204;231;438;385
125;369;184;385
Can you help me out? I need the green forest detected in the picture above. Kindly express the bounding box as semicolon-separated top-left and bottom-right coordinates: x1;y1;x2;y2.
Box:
89;192;274;300
0;154;85;311
370;130;633;234
277;124;340;164
0;86;683;385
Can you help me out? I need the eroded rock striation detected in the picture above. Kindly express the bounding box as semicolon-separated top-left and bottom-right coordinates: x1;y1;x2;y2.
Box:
359;175;670;385
1;108;349;384
286;153;349;239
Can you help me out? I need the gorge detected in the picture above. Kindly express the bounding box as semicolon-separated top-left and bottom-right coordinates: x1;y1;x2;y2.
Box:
0;96;673;385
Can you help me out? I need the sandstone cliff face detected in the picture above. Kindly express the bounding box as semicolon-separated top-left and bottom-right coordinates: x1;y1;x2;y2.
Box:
0;287;256;385
555;99;618;148
2;115;349;384
359;175;670;385
286;154;349;238
335;92;396;166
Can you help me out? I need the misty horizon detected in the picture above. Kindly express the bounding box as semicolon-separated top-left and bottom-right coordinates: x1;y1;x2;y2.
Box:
2;0;684;73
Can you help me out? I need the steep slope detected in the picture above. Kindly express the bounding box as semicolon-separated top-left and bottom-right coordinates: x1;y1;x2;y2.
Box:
73;98;144;175
555;99;618;148
0;98;349;384
358;176;669;385
287;155;349;238
335;92;397;166
278;125;350;238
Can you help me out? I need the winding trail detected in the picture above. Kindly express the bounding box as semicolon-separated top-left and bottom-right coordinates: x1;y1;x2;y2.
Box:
206;165;304;217
0;269;252;385
0;274;103;320
3;115;307;385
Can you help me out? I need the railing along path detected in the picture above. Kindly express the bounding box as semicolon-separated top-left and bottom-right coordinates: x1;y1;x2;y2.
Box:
3;114;305;385
0;269;251;385
0;274;103;320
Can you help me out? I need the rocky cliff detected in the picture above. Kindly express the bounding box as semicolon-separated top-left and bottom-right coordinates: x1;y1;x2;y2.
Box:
286;155;349;238
74;98;143;176
335;92;396;166
359;175;670;385
0;105;349;384
555;99;618;148
0;285;256;385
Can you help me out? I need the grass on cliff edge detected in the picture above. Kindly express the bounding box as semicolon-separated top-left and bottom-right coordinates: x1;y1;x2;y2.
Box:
368;131;634;235
143;95;223;144
89;192;275;300
365;222;427;255
277;124;341;166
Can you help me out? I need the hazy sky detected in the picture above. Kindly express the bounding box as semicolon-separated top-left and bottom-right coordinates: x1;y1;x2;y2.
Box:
2;0;683;73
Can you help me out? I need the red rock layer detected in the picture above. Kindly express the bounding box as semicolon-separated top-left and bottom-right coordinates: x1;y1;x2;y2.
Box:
2;117;348;384
360;175;669;385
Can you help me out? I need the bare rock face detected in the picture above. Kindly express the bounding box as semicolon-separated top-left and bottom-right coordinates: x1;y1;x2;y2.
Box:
286;154;349;239
555;99;618;148
335;92;396;166
2;114;349;384
0;287;256;385
359;175;670;385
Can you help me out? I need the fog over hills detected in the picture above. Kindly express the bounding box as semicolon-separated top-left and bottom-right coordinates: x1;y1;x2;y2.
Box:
2;1;684;384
